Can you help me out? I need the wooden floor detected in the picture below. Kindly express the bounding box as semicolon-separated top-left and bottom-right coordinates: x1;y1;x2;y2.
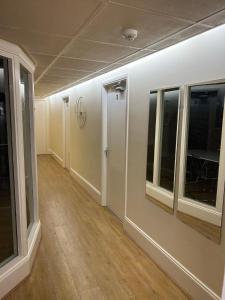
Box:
4;155;190;300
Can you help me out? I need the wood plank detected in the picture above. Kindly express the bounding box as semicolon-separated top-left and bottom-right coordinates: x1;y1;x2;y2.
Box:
4;155;190;300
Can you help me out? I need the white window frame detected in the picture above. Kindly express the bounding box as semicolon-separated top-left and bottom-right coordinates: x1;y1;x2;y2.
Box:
146;87;181;209
178;82;225;226
0;39;40;299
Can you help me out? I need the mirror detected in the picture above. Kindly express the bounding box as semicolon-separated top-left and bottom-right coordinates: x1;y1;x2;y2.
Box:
177;82;225;243
146;88;180;213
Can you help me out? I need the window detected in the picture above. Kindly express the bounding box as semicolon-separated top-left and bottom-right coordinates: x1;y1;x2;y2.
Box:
0;57;17;266
146;88;180;209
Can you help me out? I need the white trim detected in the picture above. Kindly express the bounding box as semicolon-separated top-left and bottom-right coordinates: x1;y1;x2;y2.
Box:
178;198;222;226
0;221;41;299
70;167;101;203
146;182;174;208
0;38;35;73
62;96;70;169
124;216;220;300
101;86;108;206
49;148;64;167
153;90;163;185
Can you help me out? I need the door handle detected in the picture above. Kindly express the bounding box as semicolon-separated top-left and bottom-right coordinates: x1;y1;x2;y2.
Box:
104;148;110;157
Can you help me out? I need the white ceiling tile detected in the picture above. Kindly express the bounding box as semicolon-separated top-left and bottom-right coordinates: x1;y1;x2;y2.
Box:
80;3;191;48
31;53;57;67
0;27;69;55
54;57;109;72
34;66;46;80
46;68;91;78
38;76;72;85
148;37;178;51
116;49;155;65
148;24;209;51
62;39;139;62
112;0;225;21
0;0;101;36
201;9;225;27
34;82;62;96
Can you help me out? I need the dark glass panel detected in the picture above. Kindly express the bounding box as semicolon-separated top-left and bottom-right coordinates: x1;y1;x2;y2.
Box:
0;57;17;266
159;89;179;191
185;83;225;206
146;91;157;182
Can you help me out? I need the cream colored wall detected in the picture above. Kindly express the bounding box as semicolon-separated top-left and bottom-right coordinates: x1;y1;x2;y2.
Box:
49;94;64;161
46;25;225;299
69;80;102;191
48;79;102;191
34;99;48;155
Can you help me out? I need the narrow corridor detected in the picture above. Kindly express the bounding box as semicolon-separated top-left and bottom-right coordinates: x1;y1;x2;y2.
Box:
4;156;189;300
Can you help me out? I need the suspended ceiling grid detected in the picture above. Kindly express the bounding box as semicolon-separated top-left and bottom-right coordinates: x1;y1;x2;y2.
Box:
0;0;225;97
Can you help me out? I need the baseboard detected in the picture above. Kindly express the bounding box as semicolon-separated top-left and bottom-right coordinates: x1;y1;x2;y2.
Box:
70;167;101;204
0;221;41;299
124;216;221;300
49;148;64;167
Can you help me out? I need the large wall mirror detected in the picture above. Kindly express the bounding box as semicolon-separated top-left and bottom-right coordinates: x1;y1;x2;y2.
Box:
178;82;225;243
146;81;225;243
146;88;180;213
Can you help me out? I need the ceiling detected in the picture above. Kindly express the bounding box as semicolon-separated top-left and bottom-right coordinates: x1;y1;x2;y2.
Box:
0;0;225;97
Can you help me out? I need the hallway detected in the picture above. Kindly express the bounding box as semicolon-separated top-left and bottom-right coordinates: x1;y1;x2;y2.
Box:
4;155;188;300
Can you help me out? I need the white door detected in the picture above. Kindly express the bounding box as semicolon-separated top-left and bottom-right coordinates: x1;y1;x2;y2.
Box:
34;101;47;155
63;98;70;169
106;81;127;220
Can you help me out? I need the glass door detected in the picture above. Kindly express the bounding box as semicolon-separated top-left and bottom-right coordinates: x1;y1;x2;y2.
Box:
0;57;17;266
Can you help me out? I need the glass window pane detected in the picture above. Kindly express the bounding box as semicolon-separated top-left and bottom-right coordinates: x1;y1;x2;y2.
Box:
0;57;17;266
20;66;34;229
185;83;225;206
159;89;179;192
146;91;157;182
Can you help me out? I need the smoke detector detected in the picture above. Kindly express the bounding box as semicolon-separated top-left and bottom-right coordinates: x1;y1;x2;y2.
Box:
122;28;138;41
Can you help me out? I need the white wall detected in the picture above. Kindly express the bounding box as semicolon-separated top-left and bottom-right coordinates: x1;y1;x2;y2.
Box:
46;25;225;300
69;80;102;192
48;94;64;164
34;99;48;155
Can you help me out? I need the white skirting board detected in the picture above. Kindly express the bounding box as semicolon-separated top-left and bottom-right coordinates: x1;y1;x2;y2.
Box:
124;217;221;300
0;221;41;299
70;167;101;204
49;149;64;167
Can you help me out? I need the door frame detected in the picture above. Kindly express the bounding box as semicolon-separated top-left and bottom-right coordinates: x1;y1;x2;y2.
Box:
62;96;70;170
101;74;129;219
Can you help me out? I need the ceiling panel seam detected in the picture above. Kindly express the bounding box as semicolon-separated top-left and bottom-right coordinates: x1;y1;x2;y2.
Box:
109;0;225;25
39;17;219;97
35;0;110;85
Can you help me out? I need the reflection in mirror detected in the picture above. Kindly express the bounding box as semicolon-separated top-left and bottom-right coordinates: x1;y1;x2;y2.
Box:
159;89;179;192
146;91;157;183
20;66;34;231
146;88;179;213
178;82;225;243
0;57;17;266
185;85;224;205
